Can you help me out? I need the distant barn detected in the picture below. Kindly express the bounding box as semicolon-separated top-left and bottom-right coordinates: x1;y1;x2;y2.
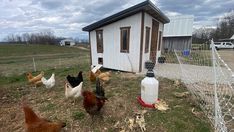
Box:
60;39;75;46
162;15;194;52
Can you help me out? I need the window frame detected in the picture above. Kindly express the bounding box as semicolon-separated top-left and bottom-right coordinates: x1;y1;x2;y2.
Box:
158;31;162;51
120;27;131;53
145;26;150;53
96;29;103;53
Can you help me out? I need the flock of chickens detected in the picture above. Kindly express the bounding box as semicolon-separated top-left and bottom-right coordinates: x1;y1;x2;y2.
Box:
23;65;111;132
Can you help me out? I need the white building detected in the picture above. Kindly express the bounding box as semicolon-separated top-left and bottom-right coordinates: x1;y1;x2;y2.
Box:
220;34;234;43
82;1;169;73
163;15;194;51
60;39;75;46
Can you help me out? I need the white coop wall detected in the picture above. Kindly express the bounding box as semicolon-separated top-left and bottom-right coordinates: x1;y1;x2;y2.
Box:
90;13;142;72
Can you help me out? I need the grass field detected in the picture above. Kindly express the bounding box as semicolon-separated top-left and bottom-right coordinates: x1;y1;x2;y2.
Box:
0;44;89;76
0;44;212;131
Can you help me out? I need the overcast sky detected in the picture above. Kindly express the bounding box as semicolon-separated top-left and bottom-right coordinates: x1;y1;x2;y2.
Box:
0;0;234;41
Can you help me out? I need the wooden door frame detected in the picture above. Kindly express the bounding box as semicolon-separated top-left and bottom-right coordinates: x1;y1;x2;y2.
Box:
150;19;159;64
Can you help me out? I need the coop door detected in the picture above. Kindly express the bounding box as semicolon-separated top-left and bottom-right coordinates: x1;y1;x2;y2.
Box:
150;19;159;64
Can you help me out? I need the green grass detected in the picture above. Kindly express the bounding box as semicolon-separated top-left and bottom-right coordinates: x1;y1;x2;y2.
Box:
0;44;89;76
0;74;26;85
192;43;211;50
72;111;85;120
0;44;84;57
0;44;212;132
162;45;212;66
145;78;211;132
40;103;56;112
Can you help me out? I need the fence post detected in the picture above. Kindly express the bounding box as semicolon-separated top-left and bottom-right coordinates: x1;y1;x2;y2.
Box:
211;39;218;130
33;57;36;72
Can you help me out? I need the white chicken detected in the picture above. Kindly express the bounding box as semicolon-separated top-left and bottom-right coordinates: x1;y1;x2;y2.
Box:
41;73;55;88
65;82;83;98
91;64;102;74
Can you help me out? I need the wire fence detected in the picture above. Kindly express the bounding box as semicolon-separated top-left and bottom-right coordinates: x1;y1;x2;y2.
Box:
173;40;234;131
0;53;90;76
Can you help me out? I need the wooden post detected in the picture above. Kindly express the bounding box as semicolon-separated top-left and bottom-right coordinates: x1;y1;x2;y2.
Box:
33;57;36;72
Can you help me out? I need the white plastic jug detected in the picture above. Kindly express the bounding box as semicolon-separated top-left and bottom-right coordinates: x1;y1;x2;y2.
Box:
141;76;159;104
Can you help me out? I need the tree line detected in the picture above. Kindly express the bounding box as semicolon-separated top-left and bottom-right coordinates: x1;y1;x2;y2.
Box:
193;10;234;44
4;31;58;45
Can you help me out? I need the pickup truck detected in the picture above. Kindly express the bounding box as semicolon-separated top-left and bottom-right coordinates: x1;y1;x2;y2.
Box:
210;42;234;50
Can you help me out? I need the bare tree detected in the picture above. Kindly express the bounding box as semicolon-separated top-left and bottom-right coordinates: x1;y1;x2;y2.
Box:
4;31;58;45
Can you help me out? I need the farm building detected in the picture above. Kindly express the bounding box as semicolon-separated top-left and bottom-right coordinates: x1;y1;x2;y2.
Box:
219;34;234;43
60;39;75;46
162;15;194;52
82;1;169;73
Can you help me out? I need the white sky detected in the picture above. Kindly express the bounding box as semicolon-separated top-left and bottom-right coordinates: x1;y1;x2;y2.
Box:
0;0;233;41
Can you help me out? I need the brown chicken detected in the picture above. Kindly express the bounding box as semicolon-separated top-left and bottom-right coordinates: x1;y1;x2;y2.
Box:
26;71;44;86
82;91;107;118
98;71;111;83
82;79;107;119
89;69;101;82
22;102;66;132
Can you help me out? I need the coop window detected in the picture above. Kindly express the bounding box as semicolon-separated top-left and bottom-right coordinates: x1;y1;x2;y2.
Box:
120;27;130;53
96;30;103;53
98;58;103;64
158;31;162;51
145;27;150;53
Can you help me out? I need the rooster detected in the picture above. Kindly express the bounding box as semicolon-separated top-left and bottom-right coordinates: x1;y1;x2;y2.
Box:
65;82;83;99
22;102;66;132
26;71;44;87
41;73;55;89
66;71;83;87
82;79;107;119
94;78;105;98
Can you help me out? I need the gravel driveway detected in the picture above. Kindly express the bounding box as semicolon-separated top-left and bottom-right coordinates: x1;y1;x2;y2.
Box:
218;49;234;71
155;63;232;84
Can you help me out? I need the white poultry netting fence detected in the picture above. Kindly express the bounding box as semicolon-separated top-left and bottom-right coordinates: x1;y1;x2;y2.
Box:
0;52;90;77
174;40;234;132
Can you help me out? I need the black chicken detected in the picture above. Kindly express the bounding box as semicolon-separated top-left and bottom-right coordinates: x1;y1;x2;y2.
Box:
66;71;83;87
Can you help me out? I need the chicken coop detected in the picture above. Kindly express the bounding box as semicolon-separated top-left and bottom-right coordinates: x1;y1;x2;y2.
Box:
82;1;169;73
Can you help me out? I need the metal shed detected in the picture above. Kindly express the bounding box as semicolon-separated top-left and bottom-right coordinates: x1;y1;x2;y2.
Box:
162;15;194;51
